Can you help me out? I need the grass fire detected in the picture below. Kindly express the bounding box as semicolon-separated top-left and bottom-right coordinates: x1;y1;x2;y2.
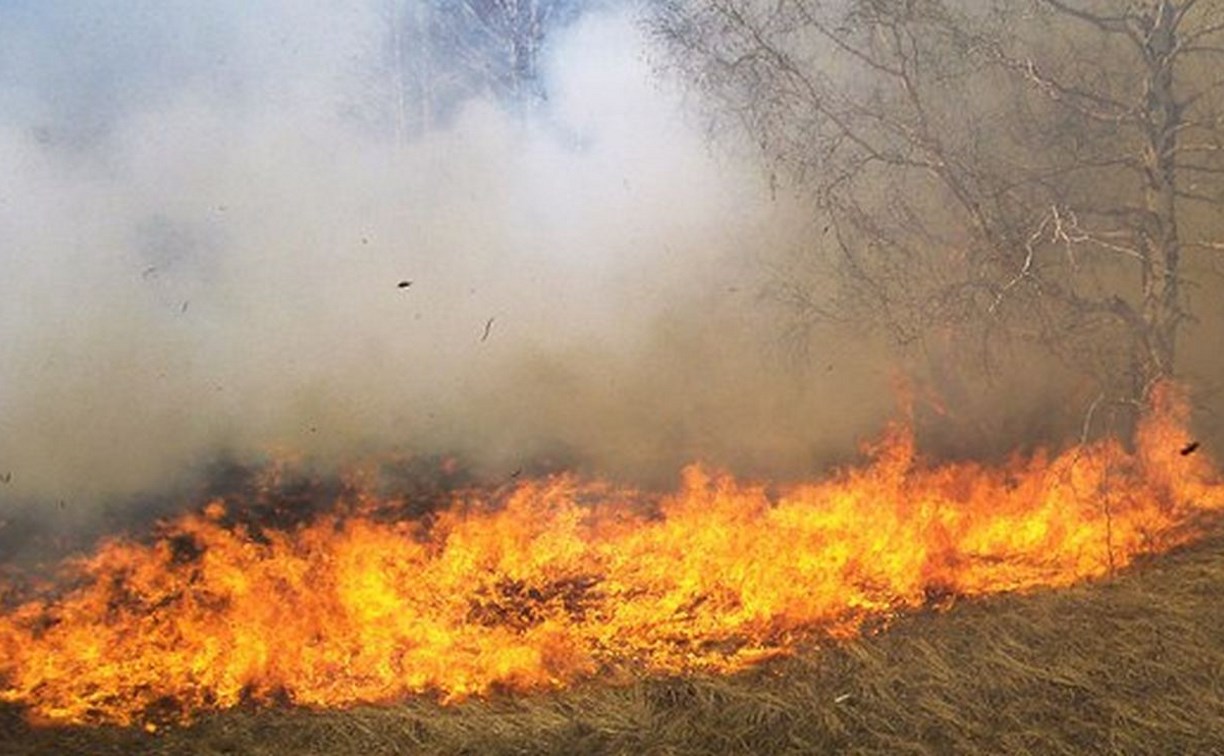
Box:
6;0;1224;752
2;384;1221;734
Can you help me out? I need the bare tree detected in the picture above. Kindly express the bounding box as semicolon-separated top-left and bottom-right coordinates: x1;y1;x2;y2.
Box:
653;0;1224;441
367;0;439;143
456;0;576;110
380;0;583;139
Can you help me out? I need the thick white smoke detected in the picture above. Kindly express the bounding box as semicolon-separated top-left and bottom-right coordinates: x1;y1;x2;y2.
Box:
0;2;889;513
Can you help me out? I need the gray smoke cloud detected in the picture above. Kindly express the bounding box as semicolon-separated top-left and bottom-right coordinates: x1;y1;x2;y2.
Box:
0;2;897;515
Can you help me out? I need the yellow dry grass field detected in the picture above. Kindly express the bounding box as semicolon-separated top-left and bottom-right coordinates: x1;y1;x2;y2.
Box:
3;524;1223;755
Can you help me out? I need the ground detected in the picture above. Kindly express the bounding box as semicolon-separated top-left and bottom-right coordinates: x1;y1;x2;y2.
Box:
3;526;1224;755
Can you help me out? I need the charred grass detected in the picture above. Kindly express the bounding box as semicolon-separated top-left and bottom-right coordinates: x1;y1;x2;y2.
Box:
3;531;1224;755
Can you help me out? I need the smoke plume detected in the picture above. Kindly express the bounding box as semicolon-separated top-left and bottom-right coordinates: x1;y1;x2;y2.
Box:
0;2;893;519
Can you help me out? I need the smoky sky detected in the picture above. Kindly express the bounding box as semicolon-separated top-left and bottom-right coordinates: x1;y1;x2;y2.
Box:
0;1;895;510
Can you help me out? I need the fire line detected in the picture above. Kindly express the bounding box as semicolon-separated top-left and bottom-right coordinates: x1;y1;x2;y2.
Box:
1;384;1221;726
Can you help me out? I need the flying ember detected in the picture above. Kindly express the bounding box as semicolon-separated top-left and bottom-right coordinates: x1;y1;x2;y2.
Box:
1;384;1221;726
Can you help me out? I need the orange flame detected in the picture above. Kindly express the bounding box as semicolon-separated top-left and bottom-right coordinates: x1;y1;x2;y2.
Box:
2;384;1222;725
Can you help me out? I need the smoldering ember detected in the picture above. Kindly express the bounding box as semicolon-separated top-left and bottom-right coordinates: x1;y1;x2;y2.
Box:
3;1;1224;753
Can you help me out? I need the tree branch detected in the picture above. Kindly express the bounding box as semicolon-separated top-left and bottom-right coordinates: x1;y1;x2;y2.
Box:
1037;0;1139;35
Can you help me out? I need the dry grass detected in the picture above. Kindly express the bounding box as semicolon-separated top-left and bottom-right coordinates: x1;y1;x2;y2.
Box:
4;530;1224;755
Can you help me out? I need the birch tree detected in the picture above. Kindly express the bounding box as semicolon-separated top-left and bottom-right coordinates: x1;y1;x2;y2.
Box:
383;0;585;139
653;0;1224;439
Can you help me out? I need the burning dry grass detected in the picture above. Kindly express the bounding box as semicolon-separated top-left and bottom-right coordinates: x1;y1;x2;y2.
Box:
2;385;1222;750
3;524;1223;755
5;385;1220;728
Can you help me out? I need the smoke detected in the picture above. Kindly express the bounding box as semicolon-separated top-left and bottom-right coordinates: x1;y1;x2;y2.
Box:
0;2;896;515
